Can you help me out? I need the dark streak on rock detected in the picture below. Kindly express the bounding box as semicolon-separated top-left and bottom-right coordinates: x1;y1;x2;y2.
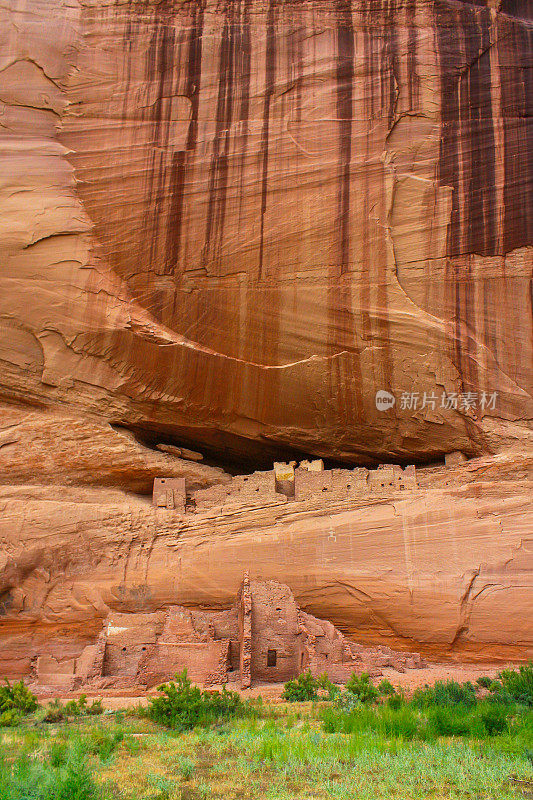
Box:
203;3;236;271
406;0;420;110
336;0;354;276
166;4;205;274
437;0;531;257
258;0;276;281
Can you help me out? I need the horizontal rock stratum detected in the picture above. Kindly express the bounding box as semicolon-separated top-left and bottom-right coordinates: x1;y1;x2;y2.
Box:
0;0;531;462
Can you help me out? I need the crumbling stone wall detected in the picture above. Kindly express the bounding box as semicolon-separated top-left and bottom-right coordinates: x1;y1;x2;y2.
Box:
238;573;252;689
190;462;417;513
153;478;186;510
248;579;303;683
58;578;425;690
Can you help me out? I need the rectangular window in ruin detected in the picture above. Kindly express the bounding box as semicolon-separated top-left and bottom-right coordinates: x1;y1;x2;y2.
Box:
267;649;277;667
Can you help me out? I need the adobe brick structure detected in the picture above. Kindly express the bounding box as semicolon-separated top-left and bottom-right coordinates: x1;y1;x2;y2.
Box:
66;576;425;690
191;461;417;513
152;477;186;510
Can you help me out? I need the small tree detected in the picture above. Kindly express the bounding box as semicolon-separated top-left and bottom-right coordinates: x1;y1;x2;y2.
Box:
0;679;37;714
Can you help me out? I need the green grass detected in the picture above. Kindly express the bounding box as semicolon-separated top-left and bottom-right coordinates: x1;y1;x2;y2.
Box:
1;669;533;799
0;706;532;799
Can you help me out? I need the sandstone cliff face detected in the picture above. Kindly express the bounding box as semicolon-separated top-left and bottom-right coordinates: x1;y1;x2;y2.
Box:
0;0;531;462
0;1;531;673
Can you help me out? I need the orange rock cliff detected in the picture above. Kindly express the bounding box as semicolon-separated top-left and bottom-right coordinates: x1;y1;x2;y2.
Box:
0;0;531;680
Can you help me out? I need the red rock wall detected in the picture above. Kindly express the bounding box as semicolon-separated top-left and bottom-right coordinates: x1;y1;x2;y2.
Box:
0;0;530;463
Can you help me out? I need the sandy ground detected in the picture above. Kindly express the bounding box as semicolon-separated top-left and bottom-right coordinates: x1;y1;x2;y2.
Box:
35;661;515;709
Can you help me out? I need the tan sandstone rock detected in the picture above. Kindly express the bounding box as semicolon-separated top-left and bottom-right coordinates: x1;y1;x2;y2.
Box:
0;0;531;677
0;0;531;463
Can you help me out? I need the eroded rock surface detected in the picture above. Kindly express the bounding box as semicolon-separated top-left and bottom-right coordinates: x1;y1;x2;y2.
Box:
0;0;531;462
0;0;531;677
0;404;228;492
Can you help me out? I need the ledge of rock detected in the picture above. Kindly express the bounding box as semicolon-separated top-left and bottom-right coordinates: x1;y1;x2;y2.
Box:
0;404;228;493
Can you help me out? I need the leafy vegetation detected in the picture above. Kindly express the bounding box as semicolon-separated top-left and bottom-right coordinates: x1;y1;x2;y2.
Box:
498;662;533;706
281;670;318;701
35;695;104;724
412;679;477;709
0;680;37;716
0;665;532;798
0;744;98;800
345;671;380;703
145;669;247;731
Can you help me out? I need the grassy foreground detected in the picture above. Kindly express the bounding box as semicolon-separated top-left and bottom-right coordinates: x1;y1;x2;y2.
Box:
1;670;533;799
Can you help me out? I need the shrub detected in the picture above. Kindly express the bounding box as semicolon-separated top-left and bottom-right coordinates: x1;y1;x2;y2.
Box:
334;689;363;713
412;680;477;709
427;706;471;737
39;700;66;723
0;679;37;714
82;725;124;761
345;672;379;704
0;747;98;800
49;740;69;768
377;679;396;697
477;676;493;689
65;699;83;717
146;669;246;730
316;673;339;700
282;671;318;702
472;702;509;736
86;699;104;716
387;691;406;710
427;701;510;738
321;704;428;740
0;708;22;727
499;662;533;706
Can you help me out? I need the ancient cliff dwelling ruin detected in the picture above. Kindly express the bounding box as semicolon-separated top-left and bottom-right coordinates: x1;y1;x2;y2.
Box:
153;460;418;511
35;577;425;691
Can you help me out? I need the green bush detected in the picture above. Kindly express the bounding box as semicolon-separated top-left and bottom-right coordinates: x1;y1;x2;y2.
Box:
38;700;66;723
499;662;533;706
86;699;104;716
477;676;493;689
387;691;406;710
334;689;363;713
427;706;471;737
146;669;246;730
316;673;339;700
427;701;510;738
321;703;428;740
412;680;477;709
65;698;85;717
472;702;509;736
82;725;124;761
0;708;22;728
377;679;396;697
282;671;318;702
0;679;37;715
345;672;379;704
